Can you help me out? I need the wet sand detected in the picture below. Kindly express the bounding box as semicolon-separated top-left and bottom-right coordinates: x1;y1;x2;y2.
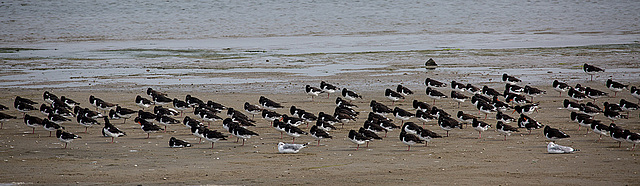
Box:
1;49;640;185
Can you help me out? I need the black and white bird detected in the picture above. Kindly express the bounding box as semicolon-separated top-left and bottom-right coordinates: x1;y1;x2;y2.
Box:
603;102;622;112
135;95;153;110
568;88;586;102
632;86;640;102
585;87;608;101
425;78;447;88
552;80;572;97
402;122;422;135
136;117;164;139
14;100;37;116
342;88;363;100
385;88;404;105
576;117;599;134
194;108;221;126
169;137;192;148
47;113;70;125
547;142;579;154
40;104;53;116
472;118;491;139
60;96;80;108
625;130;640;151
496;111;515;124
305;85;324;101
504;91;531;105
619;99;639;114
282;114;304;127
606;79;628;97
156;114;180;132
43;119;64;137
152;94;172;105
471;94;491;106
502;73;521;85
103;118;126;143
229;125;259;146
348;130;371;151
76;115;99;133
262;109;282;125
574;84;586;93
523;85;545;101
544;126;570;141
393;107;413;124
466;84;481;94
336;97;358;109
491;96;512;112
154;105;179;117
320;81;339;98
438;116;461;137
513;104;538;115
203;129;228;148
482;86;501;98
310;125;332;146
24;114;43;134
315;119;337;132
416;126;441;147
425;87;447;105
517;114;543;134
278;142;309;154
396;84;414;96
563;99;581;112
56;130;80;149
451;81;467;92
243;102;262;119
42;91;58;104
147;88;167;98
579;104;601;116
172;98;190;116
610;125;626;148
0;112;16;129
456;111;477;125
496;121;519;141
370;100;393;115
358;127;382;148
603;108;628;122
583;63;604;81
451;91;469;108
137;110;157;122
416;109;436;125
318;112;340;126
259;96;284;110
112;106;136;123
412;100;431;113
476;101;497;119
190;125;207;144
399;131;424;151
206;100;227;112
185;94;205;109
505;84;524;95
0;104;8;111
590;122;610;142
430;106;450;118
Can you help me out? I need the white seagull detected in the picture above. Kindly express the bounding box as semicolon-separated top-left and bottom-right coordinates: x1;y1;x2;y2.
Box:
547;142;579;154
277;142;309;154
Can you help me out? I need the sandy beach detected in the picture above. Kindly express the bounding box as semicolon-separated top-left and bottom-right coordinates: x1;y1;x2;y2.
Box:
1;46;639;185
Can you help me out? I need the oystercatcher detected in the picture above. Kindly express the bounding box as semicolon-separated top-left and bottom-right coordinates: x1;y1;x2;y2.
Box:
154;105;179;116
396;84;414;96
523;85;545;101
185;94;205;109
632;86;640;103
451;81;467;92
610;125;626;148
476;101;496;119
456;111;477;125
146;88;167;98
568;88;586;102
262;109;282;125
76;115;99;133
438;116;461;137
496;111;515;124
42;91;58;104
282;114;304;127
370;100;393;115
305;85;324;101
502;73;521;85
416;109;436;125
399;131;423;151
315;119;337;132
416;126;441;147
336;97;358;109
60;96;79;108
183;116;203;129
425;78;447;88
229;125;259;146
0;112;16;129
151;94;172;105
505;84;524;95
590;122;610;142
24;114;43;134
103;117;126;143
606;79;628;97
137;110;157;122
583;63;604;81
552;80;571;97
517;114;543;134
194;108;222;126
156;114;180;132
393;107;413;124
348;130;371;151
481;86;501;98
412;100;431;112
203;129;227;148
385;88;404;105
491;96;512;111
425;87;447;105
320;81;339;98
259;96;283;110
43;119;64;137
625;130;640;151
544;126;570;141
472;118;491;139
243;102;262;119
496;121;519;141
342;88;363;100
563;99;580;111
56;130;80;149
585;87;608;101
603;102;622;112
450;91;468;108
273;120;287;139
620;99;639;114
579;104;601;116
466;84;481;94
430;106;450;118
14;100;36;117
310;125;332;146
172;98;190;116
206;100;227;112
358;127;382;148
137;117;164;138
603;107;628;122
135;95;153;110
513;104;538;115
169;137;192;148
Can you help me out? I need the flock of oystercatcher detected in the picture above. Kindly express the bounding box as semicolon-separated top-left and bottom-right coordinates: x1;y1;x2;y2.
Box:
0;63;638;153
